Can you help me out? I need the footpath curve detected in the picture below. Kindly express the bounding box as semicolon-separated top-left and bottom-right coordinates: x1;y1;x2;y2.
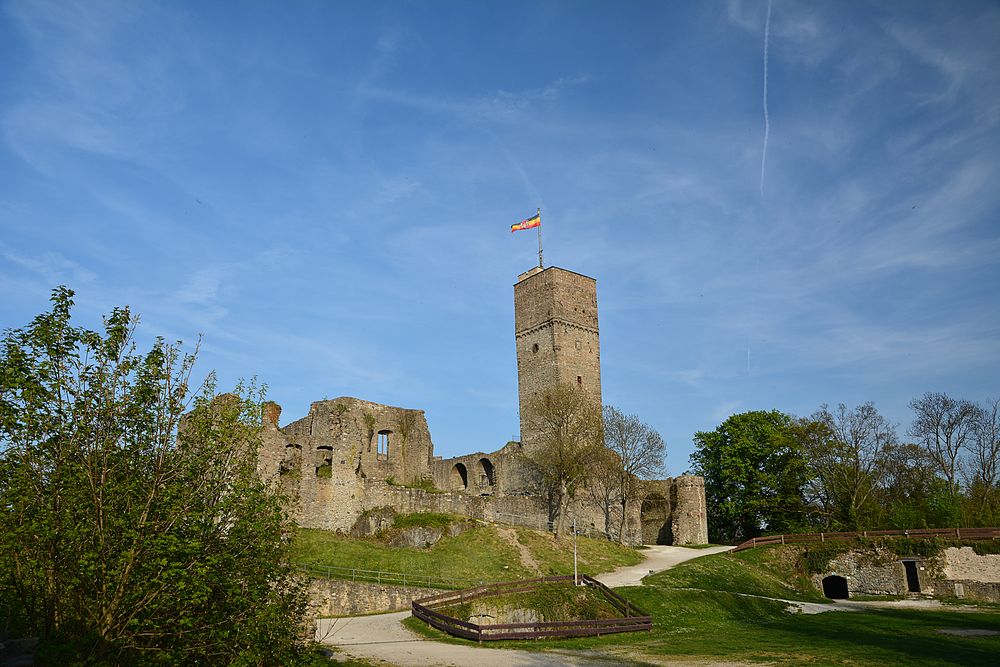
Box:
315;545;733;666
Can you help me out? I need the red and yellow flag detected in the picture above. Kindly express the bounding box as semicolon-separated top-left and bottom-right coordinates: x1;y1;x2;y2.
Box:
511;212;541;232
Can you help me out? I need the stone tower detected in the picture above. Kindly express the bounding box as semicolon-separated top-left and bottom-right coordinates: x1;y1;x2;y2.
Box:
514;266;602;444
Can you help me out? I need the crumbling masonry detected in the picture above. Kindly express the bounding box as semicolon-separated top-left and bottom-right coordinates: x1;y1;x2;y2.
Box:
258;266;708;545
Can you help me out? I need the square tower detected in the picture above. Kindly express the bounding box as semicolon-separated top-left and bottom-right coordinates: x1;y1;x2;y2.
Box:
514;266;602;444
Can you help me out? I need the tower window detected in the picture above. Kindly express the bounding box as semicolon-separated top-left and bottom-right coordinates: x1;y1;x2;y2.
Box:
577;376;583;385
532;343;539;353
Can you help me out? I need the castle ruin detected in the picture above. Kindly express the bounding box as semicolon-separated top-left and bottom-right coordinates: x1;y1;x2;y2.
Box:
258;265;708;545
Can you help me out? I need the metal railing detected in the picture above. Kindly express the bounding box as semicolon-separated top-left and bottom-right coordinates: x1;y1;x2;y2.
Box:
295;563;487;590
484;511;610;540
732;526;1000;552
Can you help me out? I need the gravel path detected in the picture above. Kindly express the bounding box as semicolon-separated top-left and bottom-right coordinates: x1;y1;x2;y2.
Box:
594;545;734;587
316;545;733;666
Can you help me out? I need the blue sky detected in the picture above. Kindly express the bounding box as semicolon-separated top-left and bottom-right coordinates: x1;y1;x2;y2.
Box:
2;0;998;473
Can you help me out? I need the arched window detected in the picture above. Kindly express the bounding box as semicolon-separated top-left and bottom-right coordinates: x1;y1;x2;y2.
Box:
377;430;391;460
451;463;468;491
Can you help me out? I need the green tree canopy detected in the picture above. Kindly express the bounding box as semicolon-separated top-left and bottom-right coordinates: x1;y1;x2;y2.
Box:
690;410;809;543
0;288;312;665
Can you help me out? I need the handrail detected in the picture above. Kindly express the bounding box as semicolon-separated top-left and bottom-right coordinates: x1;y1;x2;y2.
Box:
294;562;487;590
732;526;1000;552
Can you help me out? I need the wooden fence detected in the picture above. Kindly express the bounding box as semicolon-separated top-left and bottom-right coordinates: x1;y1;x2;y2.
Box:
732;526;1000;553
411;574;652;641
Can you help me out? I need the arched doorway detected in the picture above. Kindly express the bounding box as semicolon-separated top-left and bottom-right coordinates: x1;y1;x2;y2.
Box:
640;494;670;544
451;463;468;491
477;458;495;490
822;575;849;599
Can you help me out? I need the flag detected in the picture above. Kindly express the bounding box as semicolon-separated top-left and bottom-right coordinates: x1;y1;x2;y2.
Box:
511;212;541;232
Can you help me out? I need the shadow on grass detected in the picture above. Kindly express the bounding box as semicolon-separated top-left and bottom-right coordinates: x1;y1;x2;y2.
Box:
774;606;1000;666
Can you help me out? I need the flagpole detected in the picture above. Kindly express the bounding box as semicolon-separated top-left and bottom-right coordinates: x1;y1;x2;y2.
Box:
536;208;543;269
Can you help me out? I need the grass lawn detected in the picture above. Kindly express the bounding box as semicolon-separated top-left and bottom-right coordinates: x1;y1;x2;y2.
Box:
404;550;1000;665
294;524;531;585
513;527;642;576
292;518;641;586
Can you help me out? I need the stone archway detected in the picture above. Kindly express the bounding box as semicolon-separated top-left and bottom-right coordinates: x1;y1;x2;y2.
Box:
477;458;495;490
640;493;671;545
451;462;468;491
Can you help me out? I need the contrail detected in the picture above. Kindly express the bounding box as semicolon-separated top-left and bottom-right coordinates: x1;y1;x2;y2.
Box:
759;0;772;199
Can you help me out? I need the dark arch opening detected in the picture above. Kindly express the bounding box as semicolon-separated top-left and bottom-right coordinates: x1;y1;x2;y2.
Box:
822;575;849;599
640;493;671;545
477;458;495;490
315;445;333;478
451;463;468;491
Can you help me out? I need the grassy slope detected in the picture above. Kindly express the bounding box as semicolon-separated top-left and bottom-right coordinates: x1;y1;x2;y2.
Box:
292;517;641;585
513;527;642;576
406;548;1000;666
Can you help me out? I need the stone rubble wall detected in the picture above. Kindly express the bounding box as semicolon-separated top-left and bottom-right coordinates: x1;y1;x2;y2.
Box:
941;546;1000;583
817;545;1000;602
306;578;438;617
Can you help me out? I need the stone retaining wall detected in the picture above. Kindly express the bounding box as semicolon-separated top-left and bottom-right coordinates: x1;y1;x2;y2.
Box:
307;578;439;617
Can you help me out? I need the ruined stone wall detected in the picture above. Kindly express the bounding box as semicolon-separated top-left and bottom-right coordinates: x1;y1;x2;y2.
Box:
260;395;706;545
514;267;601;447
258;397;435;531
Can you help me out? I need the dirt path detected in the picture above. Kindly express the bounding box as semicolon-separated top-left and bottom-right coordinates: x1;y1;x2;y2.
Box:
316;545;732;666
594;545;734;587
496;526;542;575
316;611;627;666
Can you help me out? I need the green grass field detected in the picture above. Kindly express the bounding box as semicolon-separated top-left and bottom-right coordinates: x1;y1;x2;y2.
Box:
292;515;642;586
404;548;1000;666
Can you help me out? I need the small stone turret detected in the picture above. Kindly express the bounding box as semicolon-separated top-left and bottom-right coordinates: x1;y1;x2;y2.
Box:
671;475;708;545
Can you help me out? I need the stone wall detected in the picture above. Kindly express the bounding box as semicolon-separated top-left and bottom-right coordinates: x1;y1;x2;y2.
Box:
306;578;438;617
940;546;1000;583
671;476;709;545
514;267;602;447
817;550;913;596
816;545;1000;602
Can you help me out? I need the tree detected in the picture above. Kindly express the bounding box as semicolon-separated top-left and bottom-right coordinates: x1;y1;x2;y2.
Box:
878;443;960;529
0;288;311;665
584;446;622;540
966;397;1000;524
799;402;896;530
602;405;665;544
690;410;809;543
520;383;604;539
908;392;980;497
